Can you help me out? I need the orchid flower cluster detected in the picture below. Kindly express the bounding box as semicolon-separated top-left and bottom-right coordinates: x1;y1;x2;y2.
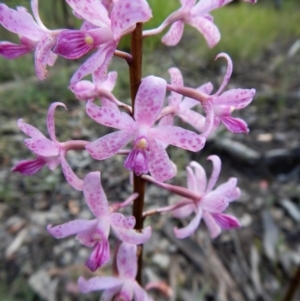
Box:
1;0;257;299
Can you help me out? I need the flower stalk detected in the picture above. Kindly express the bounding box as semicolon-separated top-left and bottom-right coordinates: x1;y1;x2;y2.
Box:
129;22;146;285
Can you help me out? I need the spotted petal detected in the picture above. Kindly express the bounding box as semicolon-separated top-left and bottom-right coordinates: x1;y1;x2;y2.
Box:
134;76;166;127
78;276;123;293
86;130;134;160
148;138;176;182
47;219;97;239
83;172;109;218
161;21;184;46
117;243;137;279
60;153;83;191
66;0;110;27
174;207;202;239
0;4;43;40
187;16;220;48
18;119;45;139
111;0;152;40
24;138;59;157
150;126;205;152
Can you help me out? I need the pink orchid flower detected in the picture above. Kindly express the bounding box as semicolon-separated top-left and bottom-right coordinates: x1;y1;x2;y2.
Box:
53;0;152;86
78;242;153;300
203;53;256;135
47;172;152;272
0;0;60;79
162;67;212;131
144;0;256;48
71;70;118;106
85;76;205;182
173;155;241;239
12;102;84;191
161;0;226;48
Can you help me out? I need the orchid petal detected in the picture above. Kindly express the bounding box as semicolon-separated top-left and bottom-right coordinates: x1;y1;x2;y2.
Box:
31;0;47;31
201;192;229;213
24;138;59;157
117;283;134;301
133;282;151;301
53;30;96;59
206;155;221;192
186;166;197;192
47;102;66;142
97;71;118;91
86;101;136;131
117;242;137;279
214;88;255;108
187;16;220;48
173;202;195;219
134;76;166;127
158;114;174;127
72;80;96;101
0;41;31;59
161;21;184;46
201;101;215;137
47;219;97;239
109;213;135;229
111;0;152;40
203;211;221;238
12;157;46;175
192;0;229;16
34;34;57;80
0;4;43;40
83;172;109;217
151;126;205;152
148;138;176;182
212;213;241;229
78;276;123;293
18;119;45;139
174;207;202;239
70;41;116;86
197;81;214;95
189;161;207;194
111;222;152;245
60;153;84;191
86;236;110;271
221;116;249;133
168;67;183;105
92;41;117;83
66;0;110;27
213;53;233;96
86;130;134;160
46;155;61;170
76;219;109;247
177;109;206;132
213;178;241;202
101;287;122;301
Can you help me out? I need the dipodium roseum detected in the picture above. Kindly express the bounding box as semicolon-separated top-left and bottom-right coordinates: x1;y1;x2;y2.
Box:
173;155;241;238
54;0;152;86
0;0;60;79
161;67;212;131
12;102;84;191
86;76;206;182
71;70;118;104
78;242;153;301
47;172;152;272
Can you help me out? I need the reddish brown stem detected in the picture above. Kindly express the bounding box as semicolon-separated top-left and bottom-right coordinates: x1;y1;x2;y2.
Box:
283;265;300;301
129;23;145;285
